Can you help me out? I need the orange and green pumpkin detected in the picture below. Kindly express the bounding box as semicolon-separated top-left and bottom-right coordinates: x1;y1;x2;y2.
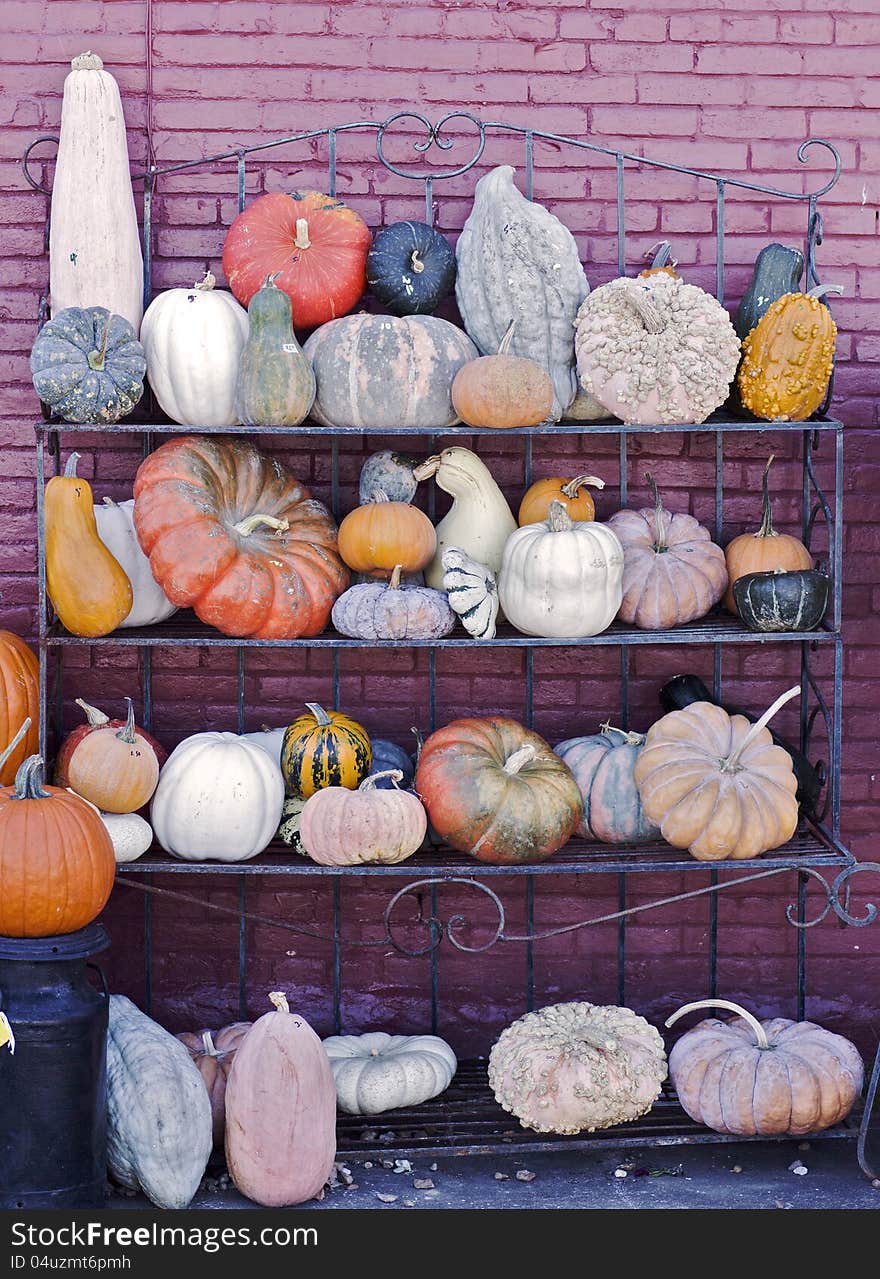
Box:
280;703;372;799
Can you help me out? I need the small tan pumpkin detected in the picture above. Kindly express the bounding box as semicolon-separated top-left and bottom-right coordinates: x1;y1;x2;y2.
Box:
299;770;427;866
634;686;800;861
737;285;842;422
176;1023;252;1147
666;999;863;1136
518;473;604;526
451;320;554;429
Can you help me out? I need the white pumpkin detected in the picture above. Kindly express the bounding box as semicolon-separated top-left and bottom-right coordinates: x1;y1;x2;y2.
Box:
322;1032;457;1115
498;501;625;638
151;732;283;863
107;995;212;1209
101;811;153;864
241;725;287;768
441;546;499;640
414;448;517;591
140;272;248;427
94;498;177;627
50;53;143;331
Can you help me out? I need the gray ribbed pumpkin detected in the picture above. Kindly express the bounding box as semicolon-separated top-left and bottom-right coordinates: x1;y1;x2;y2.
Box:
455;166;589;421
332;565;456;640
555;725;660;844
30;306;145;423
304;313;477;429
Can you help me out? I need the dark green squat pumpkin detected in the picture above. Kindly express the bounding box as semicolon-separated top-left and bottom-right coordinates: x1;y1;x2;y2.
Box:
366;221;456;316
733;569;829;633
234;273;316;427
30;307;145;424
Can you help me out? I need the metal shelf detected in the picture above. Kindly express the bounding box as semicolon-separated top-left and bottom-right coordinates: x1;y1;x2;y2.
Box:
36;413;842;438
334;1060;863;1160
118;825;850;877
45;612;839;649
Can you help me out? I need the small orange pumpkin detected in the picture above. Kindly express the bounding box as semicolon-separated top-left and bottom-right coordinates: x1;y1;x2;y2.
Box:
55;696;160;813
518;473;605;526
737;285;841;422
451;321;554;429
723;455;812;614
337;492;436;578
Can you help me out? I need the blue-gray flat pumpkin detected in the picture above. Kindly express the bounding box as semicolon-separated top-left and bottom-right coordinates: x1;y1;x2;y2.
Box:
31;306;145;424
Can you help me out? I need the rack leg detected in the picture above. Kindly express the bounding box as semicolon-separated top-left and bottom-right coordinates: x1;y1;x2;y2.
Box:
857;1038;880;1184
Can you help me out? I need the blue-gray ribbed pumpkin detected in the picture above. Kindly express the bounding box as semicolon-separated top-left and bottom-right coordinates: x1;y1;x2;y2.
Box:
555;725;660;844
366;222;456;316
368;739;415;790
31;307;146;424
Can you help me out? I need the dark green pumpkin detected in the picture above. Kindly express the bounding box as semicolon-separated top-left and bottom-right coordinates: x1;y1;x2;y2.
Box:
734;243;805;341
733;569;829;634
234;273;315;427
30;307;145;424
366;221;456;316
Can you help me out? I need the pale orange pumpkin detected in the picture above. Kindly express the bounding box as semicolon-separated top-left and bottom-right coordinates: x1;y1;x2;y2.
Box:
337;492;436;578
518;473;605;526
56;696;160;813
451;321;554;429
723;455;812;613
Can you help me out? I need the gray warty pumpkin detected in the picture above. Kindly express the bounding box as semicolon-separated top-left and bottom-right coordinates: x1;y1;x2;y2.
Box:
106;995;213;1209
303;313;477;429
489;1002;667;1135
455;165;589;421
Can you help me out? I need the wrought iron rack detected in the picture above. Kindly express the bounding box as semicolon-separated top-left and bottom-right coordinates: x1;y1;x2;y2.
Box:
24;114;879;1173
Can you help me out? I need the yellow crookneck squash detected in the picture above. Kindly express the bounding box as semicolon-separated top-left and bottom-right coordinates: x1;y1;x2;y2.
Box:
46;453;133;637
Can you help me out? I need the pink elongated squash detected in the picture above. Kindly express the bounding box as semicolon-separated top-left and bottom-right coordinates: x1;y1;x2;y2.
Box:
224;993;336;1206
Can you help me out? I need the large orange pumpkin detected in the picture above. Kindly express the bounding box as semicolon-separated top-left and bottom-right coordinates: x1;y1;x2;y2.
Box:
0;631;39;785
0;725;116;937
723;455;812;613
133;437;348;639
337;494;436;578
222;191;371;329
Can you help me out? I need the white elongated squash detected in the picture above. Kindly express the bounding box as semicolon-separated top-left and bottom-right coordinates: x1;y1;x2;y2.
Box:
50;53;143;330
414;448;517;591
94;498;177;628
106;995;212;1209
455;166;589;421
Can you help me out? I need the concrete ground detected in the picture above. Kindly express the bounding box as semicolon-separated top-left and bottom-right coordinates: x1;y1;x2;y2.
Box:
114;1137;880;1210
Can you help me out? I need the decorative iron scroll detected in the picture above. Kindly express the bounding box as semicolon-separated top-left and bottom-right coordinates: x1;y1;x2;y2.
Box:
785;862;880;930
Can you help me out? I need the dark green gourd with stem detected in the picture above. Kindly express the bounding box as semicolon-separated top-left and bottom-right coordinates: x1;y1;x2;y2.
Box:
234;273;316;427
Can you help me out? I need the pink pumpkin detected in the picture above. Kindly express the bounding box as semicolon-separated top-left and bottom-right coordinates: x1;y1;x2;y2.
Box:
555;725;660;844
299;770;426;866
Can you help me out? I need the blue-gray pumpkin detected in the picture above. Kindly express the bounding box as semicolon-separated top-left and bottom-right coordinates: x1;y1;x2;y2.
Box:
31;306;146;424
368;739;416;790
367;222;456;316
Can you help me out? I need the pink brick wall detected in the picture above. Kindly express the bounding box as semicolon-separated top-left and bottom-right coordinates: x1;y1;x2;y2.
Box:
1;2;878;1052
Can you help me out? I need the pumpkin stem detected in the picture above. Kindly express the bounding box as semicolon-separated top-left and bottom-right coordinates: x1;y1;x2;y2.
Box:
11;755;52;801
498;320;517;357
412;455;441;482
294;218;311;250
263;272;282;288
64;452;81;479
194;271;216;291
645;473;668;552
503;743;537;776
806;284;844;301
304;703;332;728
0;719;31;776
201;1030;218;1057
722;685;800;772
359;769;404;791
115;697;137;746
367;489;390;504
757;455;777;539
410;249;425;275
87;316;112;372
411;726;424;763
546;500;574;533
643;240;675;271
268;991;290;1014
388;564;403;590
665;998;770;1050
75;698;110;727
560;474;605;499
232;513;290;538
599;721;645;746
620;280;664;334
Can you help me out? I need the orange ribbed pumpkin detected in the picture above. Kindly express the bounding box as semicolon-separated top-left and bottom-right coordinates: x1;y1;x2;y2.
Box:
0;631;39;785
222;191;371;329
337;494;436;578
723;455;812;614
518;473;605;526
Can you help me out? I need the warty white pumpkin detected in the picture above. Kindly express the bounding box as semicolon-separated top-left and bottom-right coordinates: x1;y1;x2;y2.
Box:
151;732;284;862
94;497;177;628
140;272;248;427
50;53;144;330
322;1031;457;1115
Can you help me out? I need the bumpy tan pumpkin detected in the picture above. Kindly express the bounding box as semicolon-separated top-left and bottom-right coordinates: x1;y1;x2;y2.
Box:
634;687;800;861
737;286;841;422
666;999;863;1136
607;475;728;629
489;1002;667;1135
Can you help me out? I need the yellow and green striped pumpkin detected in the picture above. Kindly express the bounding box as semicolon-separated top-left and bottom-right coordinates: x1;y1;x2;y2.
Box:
281;703;371;799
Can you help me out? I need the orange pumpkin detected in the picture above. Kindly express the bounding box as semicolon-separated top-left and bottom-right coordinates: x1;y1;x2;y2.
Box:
0;631;39;785
737;285;841;422
46;453;133;637
723;455;812;613
177;1023;252;1147
451;321;554;429
0;724;116;937
518;473;605;526
55;697;160;814
337;493;436;578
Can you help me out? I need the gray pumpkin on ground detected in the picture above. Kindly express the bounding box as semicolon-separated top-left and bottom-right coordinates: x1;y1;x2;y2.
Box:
332;564;456;640
31;306;145;424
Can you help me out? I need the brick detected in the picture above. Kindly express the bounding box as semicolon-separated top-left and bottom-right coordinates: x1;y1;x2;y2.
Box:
591;42;694;74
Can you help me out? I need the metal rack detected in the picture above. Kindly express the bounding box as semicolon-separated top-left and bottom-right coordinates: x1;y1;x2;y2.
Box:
24;114;879;1168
